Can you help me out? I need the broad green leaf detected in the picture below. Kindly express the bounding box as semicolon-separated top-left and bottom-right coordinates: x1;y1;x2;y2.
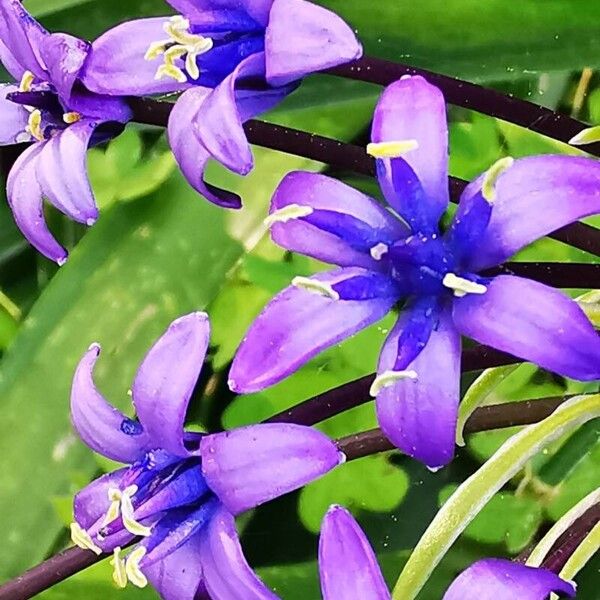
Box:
392;394;600;600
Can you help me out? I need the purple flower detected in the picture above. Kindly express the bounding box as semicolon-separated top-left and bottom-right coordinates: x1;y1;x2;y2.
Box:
0;0;131;263
69;312;343;600
80;0;362;208
229;75;600;469
318;505;576;599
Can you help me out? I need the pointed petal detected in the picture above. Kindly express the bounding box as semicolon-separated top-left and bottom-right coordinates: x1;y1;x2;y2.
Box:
229;268;399;393
458;155;600;270
376;306;461;468
133;312;210;457
37;119;99;225
71;343;149;463
167;0;274;26
319;505;390;600
200;506;279;599
0;39;25;79
81;18;190;96
144;531;206;600
269;171;407;269
0;83;30;144
371;76;449;227
453;275;600;381
6;142;68;263
443;559;575;600
201;423;343;515
39;33;89;102
265;0;362;86
73;469;128;529
0;0;47;79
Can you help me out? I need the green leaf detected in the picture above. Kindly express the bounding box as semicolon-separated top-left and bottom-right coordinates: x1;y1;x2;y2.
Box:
439;485;542;554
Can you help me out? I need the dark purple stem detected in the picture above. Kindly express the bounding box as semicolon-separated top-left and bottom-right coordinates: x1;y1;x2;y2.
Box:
129;98;600;258
327;57;600;158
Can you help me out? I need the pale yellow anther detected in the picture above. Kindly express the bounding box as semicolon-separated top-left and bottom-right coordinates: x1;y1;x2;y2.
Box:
569;126;600;146
370;370;418;397
125;547;148;588
146;15;213;82
19;70;35;92
443;273;487;298
70;522;102;555
482;156;514;203
370;242;389;260
120;487;152;538
366;140;419;158
26;109;44;141
100;487;123;528
264;204;314;227
110;547;128;589
292;276;340;300
63;111;82;124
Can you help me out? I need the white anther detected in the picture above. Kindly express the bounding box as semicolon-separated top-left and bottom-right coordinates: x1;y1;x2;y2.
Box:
19;70;35;92
443;273;487;297
366;140;419;158
145;15;213;82
264;204;314;226
370;242;389;260
110;547;127;589
125;547;148;588
369;370;418;397
481;156;514;203
26;109;44;141
292;276;339;300
63;111;82;124
120;486;152;538
70;522;102;555
569;126;600;146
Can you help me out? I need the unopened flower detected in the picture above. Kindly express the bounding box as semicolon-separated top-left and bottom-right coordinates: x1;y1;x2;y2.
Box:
80;0;362;207
229;75;600;469
317;505;575;599
0;0;131;263
70;312;343;599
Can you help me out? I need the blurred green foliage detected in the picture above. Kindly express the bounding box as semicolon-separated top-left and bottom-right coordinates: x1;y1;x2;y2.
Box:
0;0;598;597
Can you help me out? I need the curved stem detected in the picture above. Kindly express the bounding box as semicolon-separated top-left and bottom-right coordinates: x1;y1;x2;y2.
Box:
327;56;600;158
129;98;600;258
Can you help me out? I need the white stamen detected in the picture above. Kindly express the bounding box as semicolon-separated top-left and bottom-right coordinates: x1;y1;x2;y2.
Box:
370;242;389;260
110;547;127;589
264;204;314;226
569;126;600;146
292;276;339;300
370;370;418;397
63;111;81;124
26;109;44;141
100;487;123;528
145;15;213;82
19;70;35;92
443;273;487;297
481;156;514;203
70;522;102;555
125;547;148;588
119;485;152;537
366;140;419;158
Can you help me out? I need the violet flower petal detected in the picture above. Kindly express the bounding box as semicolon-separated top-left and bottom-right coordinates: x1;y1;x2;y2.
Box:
6;142;68;263
443;558;576;599
0;83;30;144
201;423;343;515
81;18;190;96
144;532;206;600
0;0;48;79
458;155;600;271
37;119;99;225
229;268;399;393
269;171;408;270
371;75;449;227
70;343;150;463
0;39;25;79
200;505;279;599
167;0;274;26
265;0;362;86
39;33;89;102
67;88;132;123
453;274;600;381
132;312;210;457
319;505;391;600
73;469;127;530
376;306;461;468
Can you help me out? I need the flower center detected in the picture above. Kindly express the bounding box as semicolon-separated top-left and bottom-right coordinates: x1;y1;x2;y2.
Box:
145;15;213;82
